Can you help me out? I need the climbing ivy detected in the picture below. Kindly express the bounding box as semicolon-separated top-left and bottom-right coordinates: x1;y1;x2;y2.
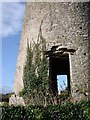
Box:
19;34;48;105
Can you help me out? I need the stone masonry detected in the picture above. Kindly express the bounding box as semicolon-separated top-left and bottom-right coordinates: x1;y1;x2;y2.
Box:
14;1;90;101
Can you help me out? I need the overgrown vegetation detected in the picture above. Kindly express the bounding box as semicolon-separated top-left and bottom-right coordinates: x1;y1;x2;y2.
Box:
19;37;71;105
18;22;89;106
1;100;90;120
19;30;49;105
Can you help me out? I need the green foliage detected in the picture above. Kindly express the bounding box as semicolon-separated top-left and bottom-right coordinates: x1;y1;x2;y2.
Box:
20;35;48;105
79;100;90;120
1;105;25;120
25;105;43;120
19;88;26;97
1;100;90;120
42;103;84;120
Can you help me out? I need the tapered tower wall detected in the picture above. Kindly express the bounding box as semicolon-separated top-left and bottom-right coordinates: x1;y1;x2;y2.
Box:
14;1;90;101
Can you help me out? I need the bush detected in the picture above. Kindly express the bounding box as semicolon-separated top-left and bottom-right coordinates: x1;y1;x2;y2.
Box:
2;105;25;120
0;100;90;120
25;105;43;120
79;100;90;120
42;103;84;120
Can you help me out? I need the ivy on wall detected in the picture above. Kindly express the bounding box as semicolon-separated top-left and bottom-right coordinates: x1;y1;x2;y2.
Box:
19;31;49;105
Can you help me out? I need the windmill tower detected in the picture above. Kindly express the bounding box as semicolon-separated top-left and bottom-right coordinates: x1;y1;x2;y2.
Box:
14;1;90;102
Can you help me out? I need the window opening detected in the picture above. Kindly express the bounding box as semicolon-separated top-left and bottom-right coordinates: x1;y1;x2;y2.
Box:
57;75;67;94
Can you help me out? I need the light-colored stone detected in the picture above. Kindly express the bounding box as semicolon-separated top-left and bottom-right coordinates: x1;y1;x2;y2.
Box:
9;94;25;106
13;2;90;102
27;0;90;2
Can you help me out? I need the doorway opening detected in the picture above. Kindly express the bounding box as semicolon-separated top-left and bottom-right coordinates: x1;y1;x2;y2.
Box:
49;54;70;96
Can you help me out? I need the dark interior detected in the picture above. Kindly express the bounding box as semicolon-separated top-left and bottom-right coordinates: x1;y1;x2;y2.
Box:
49;54;70;96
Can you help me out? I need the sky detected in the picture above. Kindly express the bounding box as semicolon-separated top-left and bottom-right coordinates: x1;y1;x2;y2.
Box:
1;0;68;94
57;75;67;91
1;1;26;94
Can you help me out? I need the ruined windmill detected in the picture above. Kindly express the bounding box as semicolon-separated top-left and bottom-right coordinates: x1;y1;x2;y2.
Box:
13;1;90;105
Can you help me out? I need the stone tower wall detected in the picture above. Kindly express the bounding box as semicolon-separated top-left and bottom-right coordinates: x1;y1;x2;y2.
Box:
14;1;90;100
